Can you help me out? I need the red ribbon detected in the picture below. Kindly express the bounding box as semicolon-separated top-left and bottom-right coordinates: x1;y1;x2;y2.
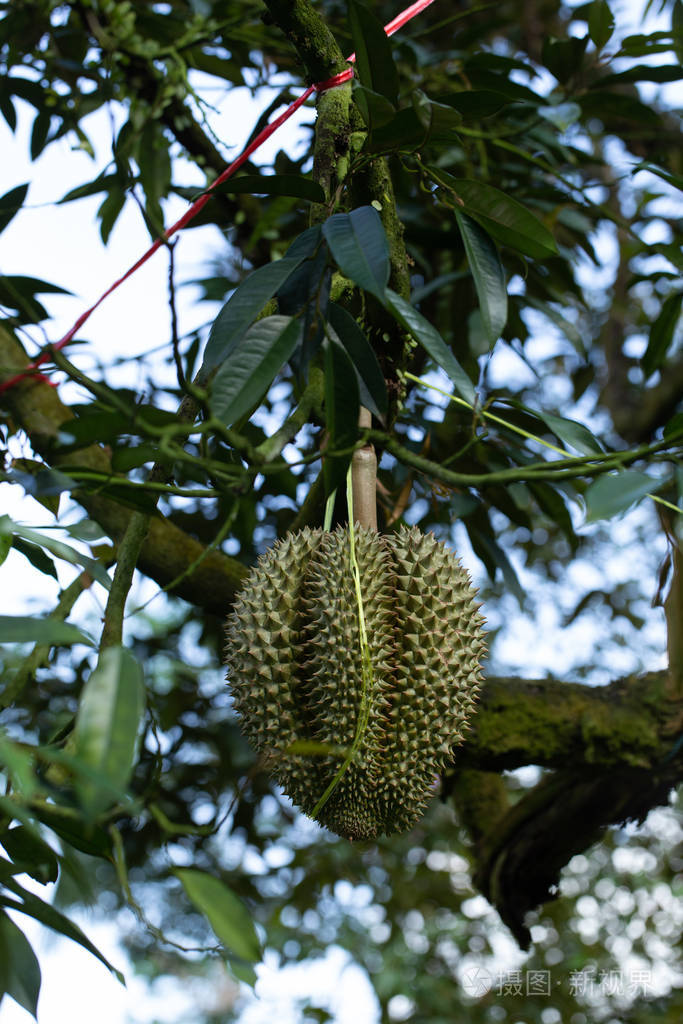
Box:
0;0;435;395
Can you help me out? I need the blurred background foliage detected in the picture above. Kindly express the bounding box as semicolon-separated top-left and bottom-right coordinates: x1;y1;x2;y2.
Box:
1;0;682;1020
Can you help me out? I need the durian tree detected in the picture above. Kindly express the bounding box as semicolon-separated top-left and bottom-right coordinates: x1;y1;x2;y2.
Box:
0;0;682;1020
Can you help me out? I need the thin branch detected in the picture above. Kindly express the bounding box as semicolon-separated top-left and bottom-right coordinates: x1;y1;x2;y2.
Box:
375;430;681;489
167;240;186;392
99;511;151;650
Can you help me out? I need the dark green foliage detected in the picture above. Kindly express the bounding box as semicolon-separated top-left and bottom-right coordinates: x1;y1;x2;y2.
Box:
1;0;682;1019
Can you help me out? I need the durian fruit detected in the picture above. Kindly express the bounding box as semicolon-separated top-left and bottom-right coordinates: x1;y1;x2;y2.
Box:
224;523;485;841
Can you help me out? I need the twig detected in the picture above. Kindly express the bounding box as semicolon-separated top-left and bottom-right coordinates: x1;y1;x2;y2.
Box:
167;240;186;391
99;511;152;650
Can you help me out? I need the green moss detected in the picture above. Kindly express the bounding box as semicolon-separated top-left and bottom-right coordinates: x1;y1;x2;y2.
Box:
464;674;674;772
311;82;354;212
262;0;348;83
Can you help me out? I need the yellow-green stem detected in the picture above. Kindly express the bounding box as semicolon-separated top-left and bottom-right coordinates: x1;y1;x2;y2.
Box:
310;463;374;820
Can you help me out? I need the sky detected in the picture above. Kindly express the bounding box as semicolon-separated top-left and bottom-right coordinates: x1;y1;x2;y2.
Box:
0;0;680;1021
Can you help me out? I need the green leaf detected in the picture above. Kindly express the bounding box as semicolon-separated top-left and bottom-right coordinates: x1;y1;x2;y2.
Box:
0;276;70;326
137;123;171;210
348;0;399;106
382;289;476;404
277;228;330;370
0;615;94;648
0;183;28;234
430;171;558;259
277;227;326;319
352;84;396;132
0;826;59;885
588;0;615;49
454;211;507;346
411;90;462;135
542;35;588;84
228;960;258;988
4;464;76;500
579;91;659;127
97;188;126;244
56;404;175;449
212;174;325;204
364;107;426;153
29;111;51;160
0;532;10;568
598;65;683;86
528;481;577;544
327;304;387;420
58;173;123;205
282;224;324;262
110;444;161;472
463;65;541;105
663;411;683;440
533;410;603;455
364;94;461;154
323;337;360;495
210;315;302;427
199;256;305;379
0;284;46;324
73;646;146;814
30;804;112;859
524;296;586;357
0;911;41;1018
584;471;659;522
64;519;107;543
411;271;468;305
2;77;45;113
1;881;124;983
642;292;683;378
0;83;17;132
440;90;511;118
674;0;683;65
175;868;262;963
9;537;58;580
0;517;112;591
322;206;390;301
0;734;37;800
468;525;525;605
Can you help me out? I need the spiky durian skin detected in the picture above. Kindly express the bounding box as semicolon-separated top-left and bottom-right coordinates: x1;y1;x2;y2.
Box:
224;524;485;841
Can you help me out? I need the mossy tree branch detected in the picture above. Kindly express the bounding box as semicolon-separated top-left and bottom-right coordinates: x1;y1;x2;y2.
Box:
261;0;349;84
461;672;681;773
263;0;412;426
449;671;682;946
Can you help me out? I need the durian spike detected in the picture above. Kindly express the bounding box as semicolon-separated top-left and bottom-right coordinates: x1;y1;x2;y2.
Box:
351;406;377;531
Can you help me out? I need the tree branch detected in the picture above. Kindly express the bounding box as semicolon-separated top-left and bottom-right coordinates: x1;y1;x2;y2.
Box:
261;0;349;84
0;325;246;615
461;672;681;772
263;0;412;427
449;671;682;947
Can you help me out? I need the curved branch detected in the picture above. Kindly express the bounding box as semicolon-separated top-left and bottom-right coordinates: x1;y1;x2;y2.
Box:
449;671;682;947
0;325;246;615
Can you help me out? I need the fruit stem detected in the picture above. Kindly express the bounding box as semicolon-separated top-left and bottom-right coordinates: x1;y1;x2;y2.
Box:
350;406;377;531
